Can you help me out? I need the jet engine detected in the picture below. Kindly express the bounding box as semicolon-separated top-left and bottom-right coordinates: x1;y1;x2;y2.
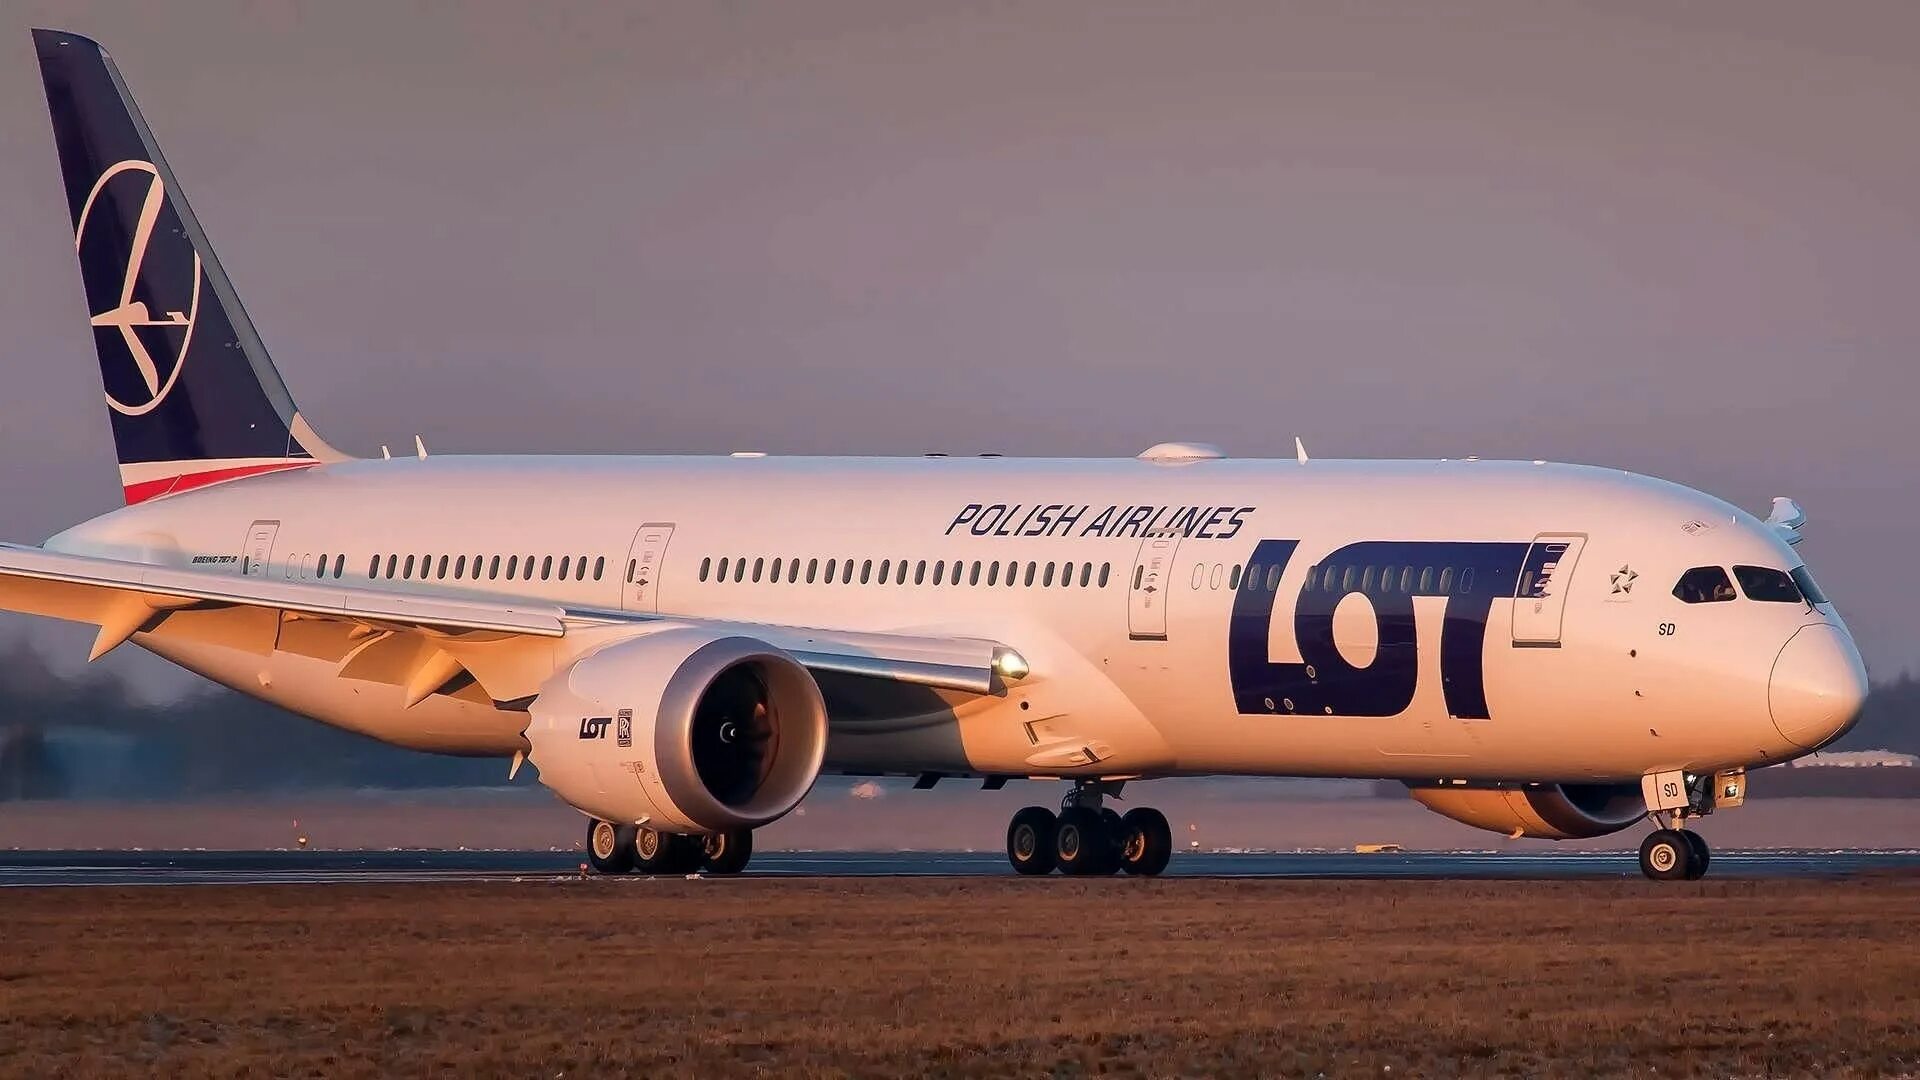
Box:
1406;781;1645;840
525;628;828;834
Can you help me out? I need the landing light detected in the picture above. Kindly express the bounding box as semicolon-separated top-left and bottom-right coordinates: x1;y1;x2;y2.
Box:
992;648;1031;681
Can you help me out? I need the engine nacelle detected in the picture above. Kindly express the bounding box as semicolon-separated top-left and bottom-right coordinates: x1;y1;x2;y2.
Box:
1406;782;1644;840
525;629;828;834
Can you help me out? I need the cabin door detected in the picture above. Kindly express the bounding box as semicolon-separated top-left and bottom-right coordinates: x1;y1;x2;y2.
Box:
1512;533;1586;647
1127;530;1183;641
623;523;675;612
241;520;280;578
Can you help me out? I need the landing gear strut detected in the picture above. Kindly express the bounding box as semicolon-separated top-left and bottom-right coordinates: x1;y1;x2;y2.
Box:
1003;782;1173;877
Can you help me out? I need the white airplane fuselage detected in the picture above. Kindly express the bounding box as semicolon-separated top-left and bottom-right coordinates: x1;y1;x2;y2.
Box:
47;452;1861;784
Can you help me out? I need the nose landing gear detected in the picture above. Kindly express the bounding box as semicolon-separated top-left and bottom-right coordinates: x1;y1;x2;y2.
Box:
1637;768;1727;881
1639;827;1709;881
1004;782;1173;877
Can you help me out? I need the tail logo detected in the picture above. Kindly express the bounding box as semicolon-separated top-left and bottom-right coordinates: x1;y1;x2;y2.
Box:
75;159;201;416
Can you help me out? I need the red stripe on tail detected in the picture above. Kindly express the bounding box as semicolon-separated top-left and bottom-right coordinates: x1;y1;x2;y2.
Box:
124;460;319;504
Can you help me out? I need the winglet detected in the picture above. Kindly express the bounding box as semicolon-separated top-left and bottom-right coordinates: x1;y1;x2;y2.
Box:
1294;437;1309;465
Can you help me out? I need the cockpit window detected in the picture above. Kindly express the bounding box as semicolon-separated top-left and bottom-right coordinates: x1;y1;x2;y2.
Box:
1673;566;1737;604
1734;565;1804;604
1790;566;1829;605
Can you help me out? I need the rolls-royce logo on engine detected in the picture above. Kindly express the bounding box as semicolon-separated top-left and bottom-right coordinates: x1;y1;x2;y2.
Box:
75;159;203;416
578;716;611;740
615;709;632;748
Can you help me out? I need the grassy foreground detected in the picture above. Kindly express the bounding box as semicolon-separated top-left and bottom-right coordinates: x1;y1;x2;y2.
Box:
2;877;1917;1077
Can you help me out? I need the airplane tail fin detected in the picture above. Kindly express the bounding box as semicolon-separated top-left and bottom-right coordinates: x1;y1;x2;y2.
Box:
33;28;350;504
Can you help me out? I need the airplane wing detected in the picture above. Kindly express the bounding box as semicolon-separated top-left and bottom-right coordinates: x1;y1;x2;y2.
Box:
0;543;1006;704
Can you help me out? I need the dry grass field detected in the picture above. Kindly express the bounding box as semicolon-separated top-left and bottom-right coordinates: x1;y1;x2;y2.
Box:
3;878;1918;1077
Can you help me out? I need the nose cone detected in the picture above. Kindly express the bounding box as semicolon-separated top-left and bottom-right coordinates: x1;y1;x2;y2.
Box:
1769;624;1869;750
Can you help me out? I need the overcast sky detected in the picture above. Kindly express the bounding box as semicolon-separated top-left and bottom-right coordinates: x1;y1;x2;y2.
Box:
1;2;1915;681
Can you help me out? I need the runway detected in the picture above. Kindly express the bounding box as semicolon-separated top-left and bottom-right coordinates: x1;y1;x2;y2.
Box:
2;848;1916;886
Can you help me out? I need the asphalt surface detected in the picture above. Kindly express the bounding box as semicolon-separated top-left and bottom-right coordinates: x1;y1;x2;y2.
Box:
2;848;1917;886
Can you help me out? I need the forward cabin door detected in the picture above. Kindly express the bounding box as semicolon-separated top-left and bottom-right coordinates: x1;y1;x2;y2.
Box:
1511;533;1586;647
1127;529;1183;641
241;520;280;578
623;523;675;612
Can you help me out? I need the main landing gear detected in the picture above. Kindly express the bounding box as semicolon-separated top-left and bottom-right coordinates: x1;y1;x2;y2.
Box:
585;820;754;875
1006;782;1173;877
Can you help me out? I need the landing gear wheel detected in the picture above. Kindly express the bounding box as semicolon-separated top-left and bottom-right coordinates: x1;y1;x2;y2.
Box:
1119;807;1173;877
702;829;754;875
633;828;705;874
1681;830;1710;880
1639;828;1695;882
1007;807;1058;876
1054;806;1118;876
586;819;635;875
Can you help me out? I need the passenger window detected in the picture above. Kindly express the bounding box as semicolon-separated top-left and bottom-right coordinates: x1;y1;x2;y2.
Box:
1419;567;1434;592
1362;566;1376;593
842;560;855;585
317;553;329;580
1673;566;1737;604
987;561;1000;587
454;555;466;579
576;557;588;582
334;554;345;579
787;559;800;584
1438;567;1453;593
916;560;928;585
1228;565;1242;590
807;558;819;584
593;556;605;580
1210;564;1223;590
1045;563;1059;588
1133;565;1145;590
1190;563;1204;590
1341;566;1356;591
403;555;416;578
1460;568;1474;594
524;556;536;581
437;555;449;579
1790;566;1829;605
877;559;890;583
1062;561;1075;588
1080;563;1093;588
770;557;783;582
972;561;984;586
1734;565;1804;603
1099;563;1111;588
896;561;909;585
1245;563;1261;590
823;558;836;582
369;555;380;578
861;560;873;584
1300;565;1315;592
1024;562;1037;587
1266;565;1282;592
534;556;547;581
489;555;501;580
699;557;711;582
933;560;946;585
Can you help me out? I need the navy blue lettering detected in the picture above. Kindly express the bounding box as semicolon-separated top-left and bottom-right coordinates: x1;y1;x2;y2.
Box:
947;504;982;535
1228;539;1528;720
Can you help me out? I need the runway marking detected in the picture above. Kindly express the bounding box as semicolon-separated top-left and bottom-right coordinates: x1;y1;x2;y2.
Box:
2;850;1917;886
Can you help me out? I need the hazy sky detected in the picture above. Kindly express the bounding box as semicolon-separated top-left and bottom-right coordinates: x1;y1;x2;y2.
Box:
1;2;1915;680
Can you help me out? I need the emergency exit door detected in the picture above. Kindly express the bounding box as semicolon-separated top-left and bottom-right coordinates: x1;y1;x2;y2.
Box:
241;520;280;577
623;523;675;612
1512;533;1586;647
1127;530;1183;641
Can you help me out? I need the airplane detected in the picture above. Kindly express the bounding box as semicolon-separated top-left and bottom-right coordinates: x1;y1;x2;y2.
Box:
11;28;1868;881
